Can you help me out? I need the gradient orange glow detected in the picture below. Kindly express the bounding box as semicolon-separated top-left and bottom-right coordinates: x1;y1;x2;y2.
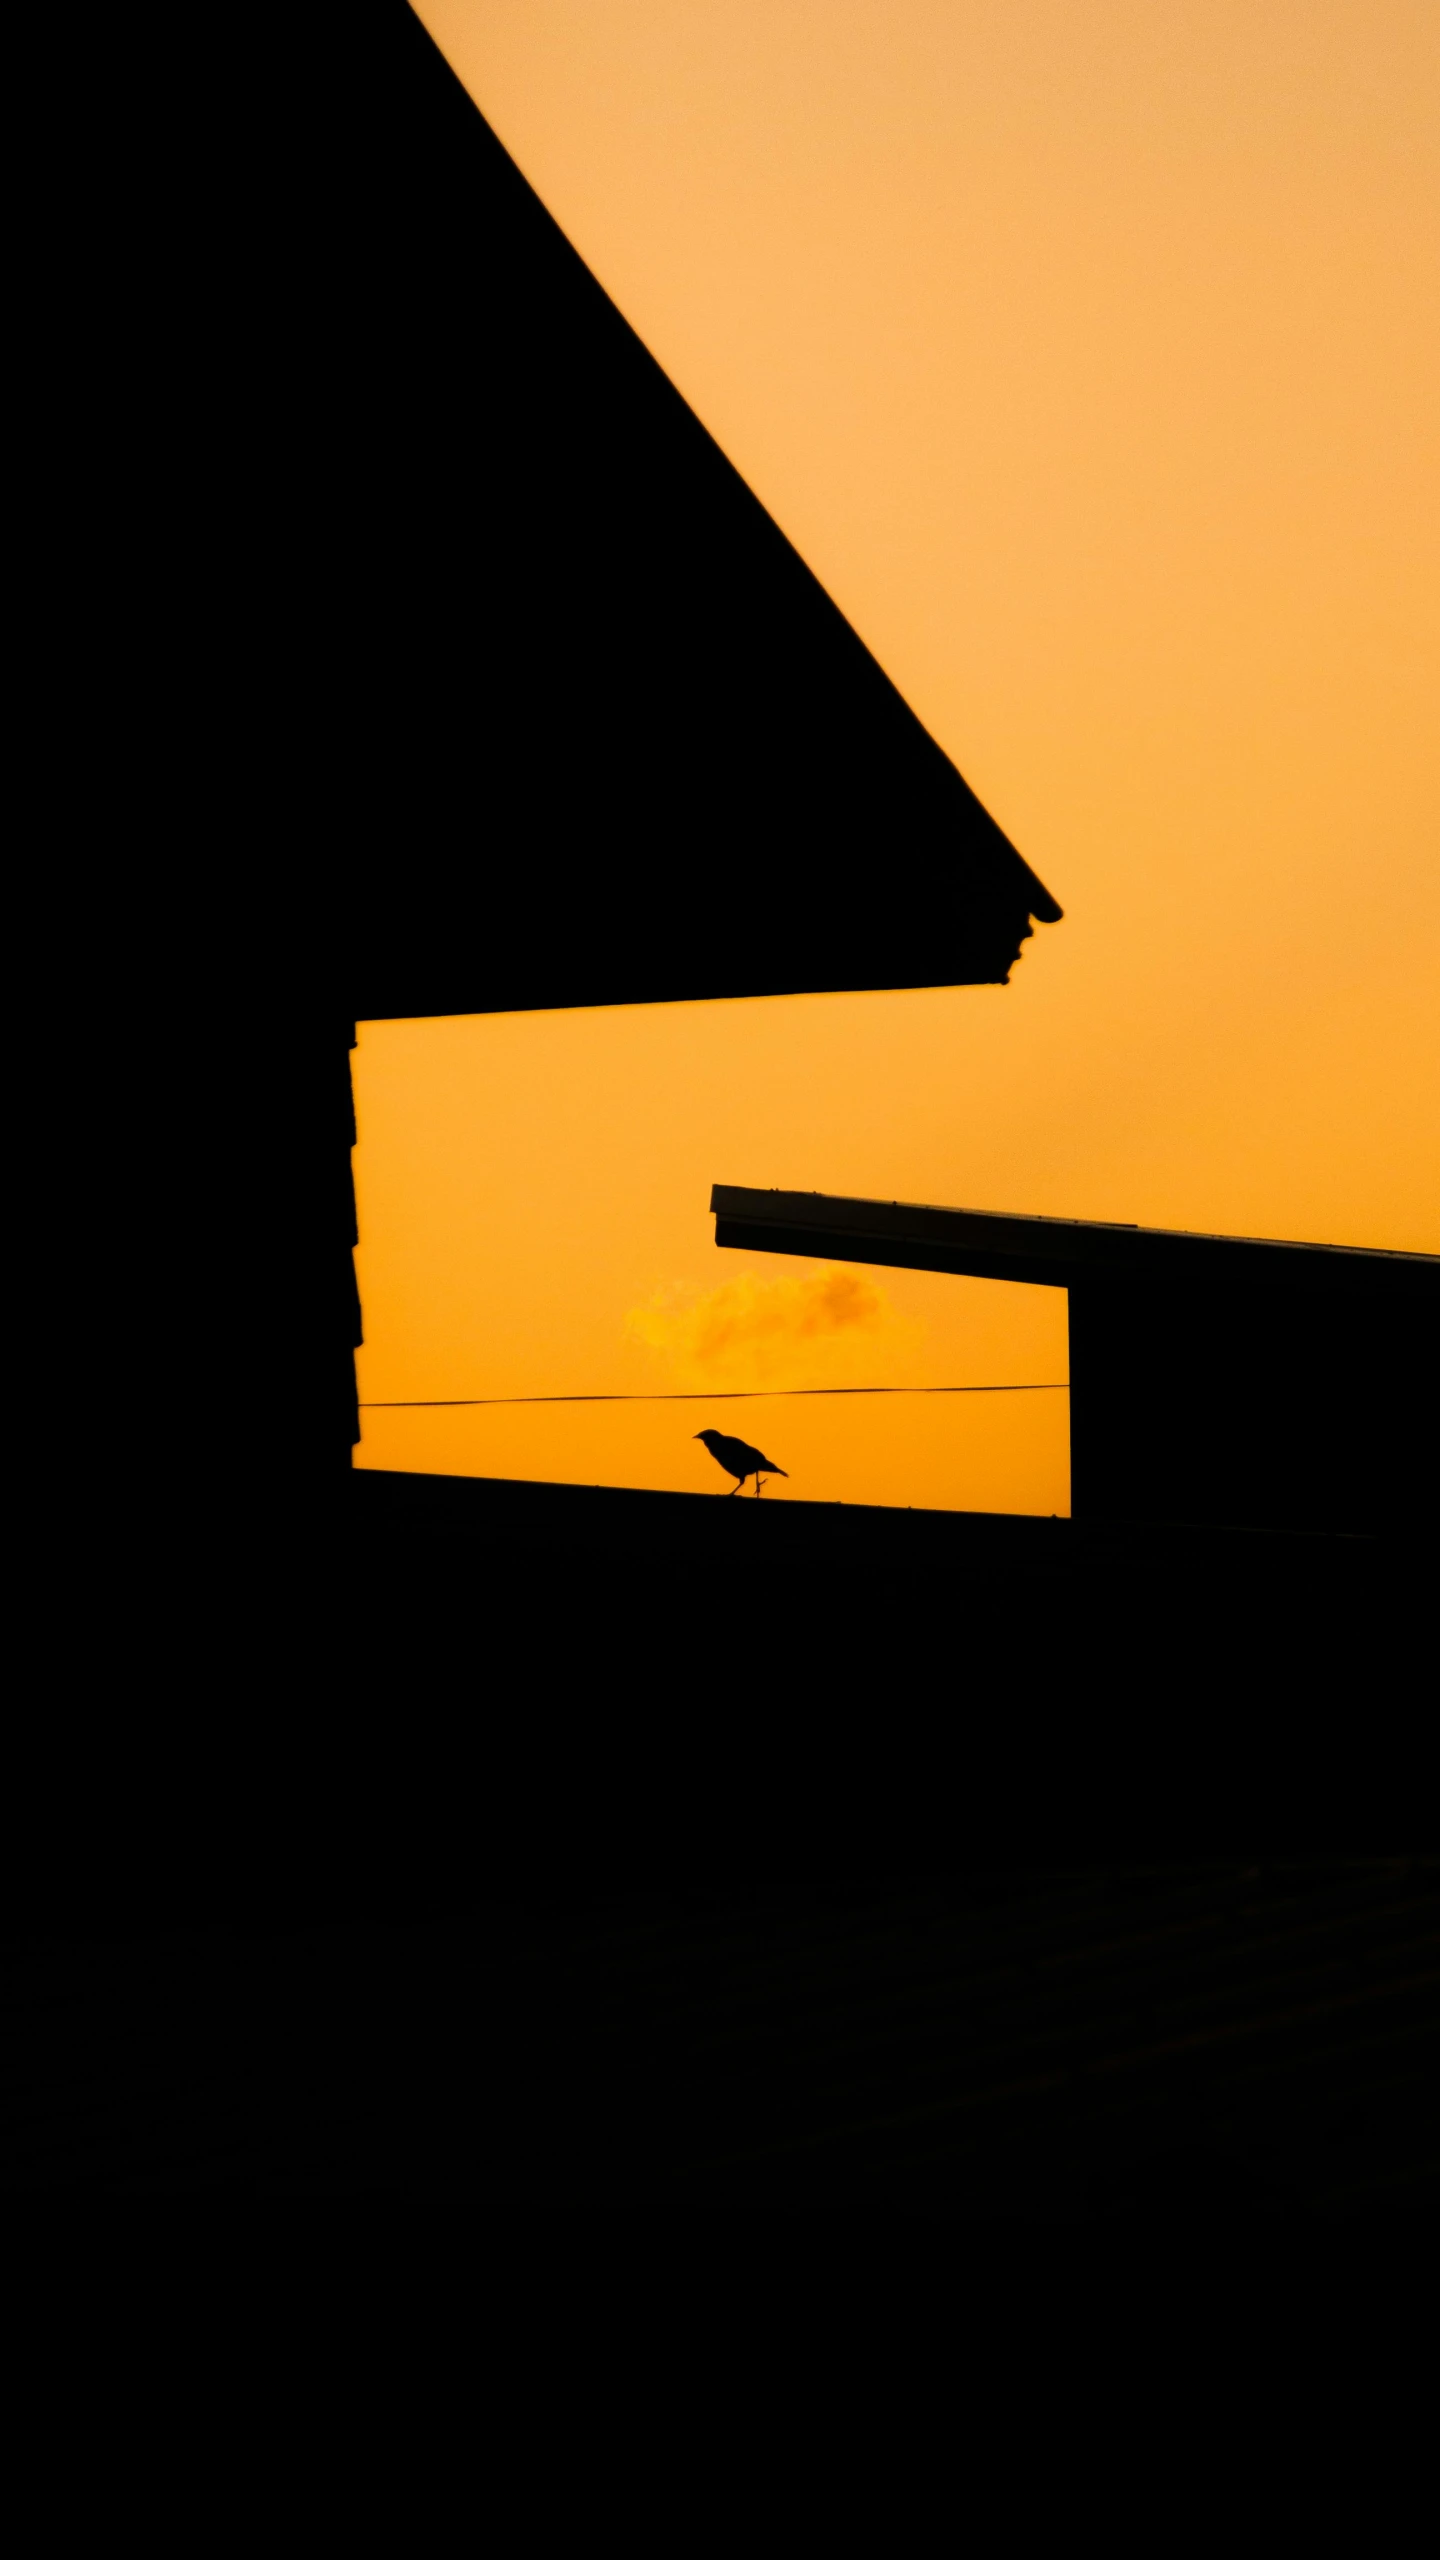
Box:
355;2;1438;1513
353;999;1073;1510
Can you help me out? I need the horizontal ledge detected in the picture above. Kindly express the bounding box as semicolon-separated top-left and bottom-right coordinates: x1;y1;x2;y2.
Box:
352;977;1032;1020
711;1189;1438;1300
347;1470;1400;1563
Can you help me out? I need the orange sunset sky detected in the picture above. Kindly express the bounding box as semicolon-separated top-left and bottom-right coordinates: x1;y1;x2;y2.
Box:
354;0;1438;1516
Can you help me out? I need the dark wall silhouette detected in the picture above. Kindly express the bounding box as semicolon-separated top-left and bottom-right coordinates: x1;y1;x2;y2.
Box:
1067;1277;1434;1537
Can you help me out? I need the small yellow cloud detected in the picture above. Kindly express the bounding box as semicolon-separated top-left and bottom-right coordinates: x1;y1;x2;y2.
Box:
625;1264;918;1388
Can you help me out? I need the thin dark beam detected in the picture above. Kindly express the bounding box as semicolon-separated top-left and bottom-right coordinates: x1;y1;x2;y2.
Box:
711;1186;1439;1300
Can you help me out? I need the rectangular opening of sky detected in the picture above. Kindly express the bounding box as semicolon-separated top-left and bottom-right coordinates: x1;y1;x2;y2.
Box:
352;994;1070;1517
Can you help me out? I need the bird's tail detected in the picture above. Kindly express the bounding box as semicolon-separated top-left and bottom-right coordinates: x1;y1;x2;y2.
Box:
760;1465;789;1478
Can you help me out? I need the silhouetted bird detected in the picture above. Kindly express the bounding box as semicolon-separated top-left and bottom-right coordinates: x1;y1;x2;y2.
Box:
694;1429;789;1496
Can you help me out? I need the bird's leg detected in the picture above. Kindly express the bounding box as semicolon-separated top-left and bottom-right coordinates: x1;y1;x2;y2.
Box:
728;1479;741;1495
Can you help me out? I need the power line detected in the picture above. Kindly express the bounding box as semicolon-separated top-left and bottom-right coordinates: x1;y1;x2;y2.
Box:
359;1383;1070;1407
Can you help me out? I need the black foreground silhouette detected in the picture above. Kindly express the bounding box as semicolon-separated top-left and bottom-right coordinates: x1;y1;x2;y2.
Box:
695;1429;790;1495
18;0;1433;2218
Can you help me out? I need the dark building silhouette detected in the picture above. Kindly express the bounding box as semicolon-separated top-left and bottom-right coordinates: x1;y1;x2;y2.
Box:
15;3;1433;2213
275;0;1061;1479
